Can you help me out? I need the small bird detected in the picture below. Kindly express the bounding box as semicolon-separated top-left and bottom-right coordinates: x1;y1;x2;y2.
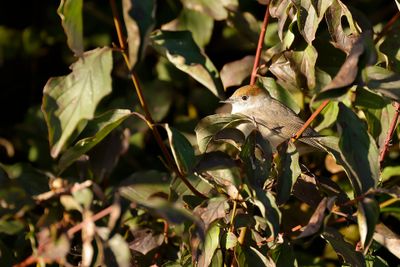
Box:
221;85;327;150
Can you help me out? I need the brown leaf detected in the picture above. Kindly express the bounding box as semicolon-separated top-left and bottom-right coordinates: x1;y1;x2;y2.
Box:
129;228;164;255
220;55;254;88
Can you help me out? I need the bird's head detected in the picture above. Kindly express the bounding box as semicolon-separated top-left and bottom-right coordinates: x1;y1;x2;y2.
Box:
221;85;270;113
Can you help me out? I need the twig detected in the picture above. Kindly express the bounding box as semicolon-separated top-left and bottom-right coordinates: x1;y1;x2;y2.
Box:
13;206;115;267
292;100;330;142
379;102;400;163
250;4;270;85
109;0;206;199
374;11;400;44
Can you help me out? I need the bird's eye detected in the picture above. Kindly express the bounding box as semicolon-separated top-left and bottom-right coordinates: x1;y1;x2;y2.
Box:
242;95;248;101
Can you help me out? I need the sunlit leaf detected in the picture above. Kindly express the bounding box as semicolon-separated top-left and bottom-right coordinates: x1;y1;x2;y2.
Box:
58;109;133;172
337;103;379;195
42;47;113;158
57;0;83;56
122;0;155;68
288;45;318;89
358;196;379;251
151;30;225;99
373;223;400;259
269;0;295;40
258;77;301;114
119;170;170;204
109;233;131;267
324;0;358;54
362;66;400;101
314;101;339;131
181;0;238;21
198;223;220;267
195;113;250;153
162;9;213;48
293;0;333;44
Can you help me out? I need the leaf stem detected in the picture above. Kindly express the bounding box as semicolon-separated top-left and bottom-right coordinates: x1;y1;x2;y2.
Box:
250;4;270;85
379;102;400;164
108;0;207;199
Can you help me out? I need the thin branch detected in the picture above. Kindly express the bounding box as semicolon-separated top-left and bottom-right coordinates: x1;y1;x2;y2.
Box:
374;11;400;44
13;206;115;267
109;0;207;199
250;4;270;85
292;99;330;142
379;102;400;163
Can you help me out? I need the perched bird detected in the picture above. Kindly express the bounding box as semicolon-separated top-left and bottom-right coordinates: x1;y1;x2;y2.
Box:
221;85;329;150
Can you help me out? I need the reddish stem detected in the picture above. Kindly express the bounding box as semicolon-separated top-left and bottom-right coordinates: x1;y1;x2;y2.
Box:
374;12;400;44
292;100;330;141
250;4;270;85
379;102;400;163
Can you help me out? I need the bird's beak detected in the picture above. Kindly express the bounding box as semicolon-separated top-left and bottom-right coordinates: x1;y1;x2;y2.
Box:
220;98;233;104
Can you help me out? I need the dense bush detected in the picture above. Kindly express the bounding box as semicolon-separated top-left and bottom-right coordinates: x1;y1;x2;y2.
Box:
1;0;400;266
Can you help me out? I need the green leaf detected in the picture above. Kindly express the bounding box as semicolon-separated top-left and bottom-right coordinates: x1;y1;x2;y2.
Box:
163;9;214;48
198;223;220;267
358;196;380;251
362;66;400;101
275;141;301;205
322;227;365;267
258;77;301;114
72;188;93;210
122;0;155;68
224;231;237;250
108;233;131;267
354;87;387;109
270;240;298;267
58;109;132;172
0;220;25;235
181;0;238;21
119;170;170;204
379;19;400;73
235;244;275;267
293;0;333;44
288;45;318;89
314;101;339;131
227;10;260;45
195;113;250;153
381;165;400;183
164;125;196;175
57;0;83;56
150;30;225;99
42;47;113;158
337;103;379;194
251;189;281;239
240;130;273;189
